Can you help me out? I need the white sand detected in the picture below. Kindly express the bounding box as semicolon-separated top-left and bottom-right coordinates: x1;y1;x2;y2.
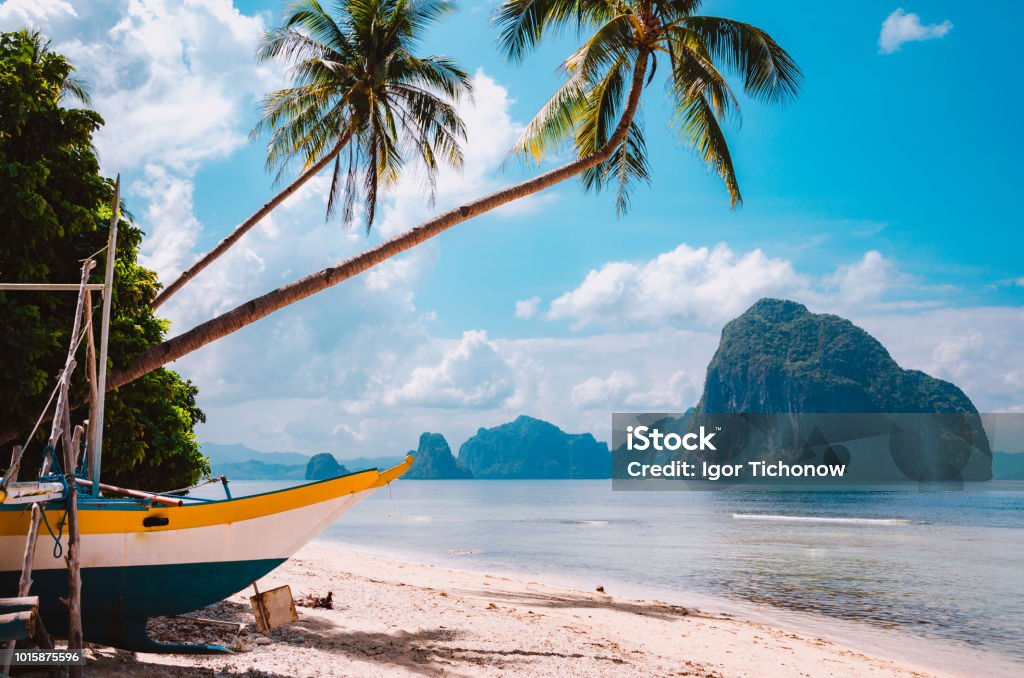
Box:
85;544;959;677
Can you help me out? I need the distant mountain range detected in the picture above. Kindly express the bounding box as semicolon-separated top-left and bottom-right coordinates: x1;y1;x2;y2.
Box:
202;299;1009;482
201;442;400;480
406;417;610;479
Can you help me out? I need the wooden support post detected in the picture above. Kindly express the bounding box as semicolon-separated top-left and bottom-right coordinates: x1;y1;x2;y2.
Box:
7;259;93;673
11;445;21;482
0;445;22;498
90;177;120;496
64;425;83;678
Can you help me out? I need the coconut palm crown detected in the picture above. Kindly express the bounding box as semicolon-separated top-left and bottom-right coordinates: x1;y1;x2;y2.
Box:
495;0;801;214
106;1;803;403
254;0;473;230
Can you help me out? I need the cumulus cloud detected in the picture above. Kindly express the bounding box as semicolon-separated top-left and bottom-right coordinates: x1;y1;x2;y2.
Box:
824;250;906;303
548;243;809;328
515;296;541;319
132;165;205;283
879;8;952;54
857;307;1024;413
544;244;937;330
570;370;697;410
0;0;77;25
384;331;515;409
56;0;274;174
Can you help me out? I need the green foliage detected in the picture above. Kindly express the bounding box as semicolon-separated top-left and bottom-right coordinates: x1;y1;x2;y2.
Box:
0;30;208;491
253;0;472;231
495;0;802;212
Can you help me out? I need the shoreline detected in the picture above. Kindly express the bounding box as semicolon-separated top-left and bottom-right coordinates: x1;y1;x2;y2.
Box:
310;539;1021;678
83;543;1011;677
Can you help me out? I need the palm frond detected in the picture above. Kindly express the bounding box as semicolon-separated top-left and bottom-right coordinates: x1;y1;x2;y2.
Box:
254;0;470;232
493;0;617;63
672;92;741;207
582;119;650;216
679;16;802;103
509;71;589;163
60;75;91;105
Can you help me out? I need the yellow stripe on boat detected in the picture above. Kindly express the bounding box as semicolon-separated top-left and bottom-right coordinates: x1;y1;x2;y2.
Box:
0;456;413;538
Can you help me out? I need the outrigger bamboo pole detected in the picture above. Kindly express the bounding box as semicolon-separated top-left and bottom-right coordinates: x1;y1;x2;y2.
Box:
73;479;183;507
90;176;120;496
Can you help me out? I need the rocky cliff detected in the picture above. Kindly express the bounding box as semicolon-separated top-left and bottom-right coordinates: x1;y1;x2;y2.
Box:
458;416;610;479
688;299;991;481
305;453;350;480
404;433;473;479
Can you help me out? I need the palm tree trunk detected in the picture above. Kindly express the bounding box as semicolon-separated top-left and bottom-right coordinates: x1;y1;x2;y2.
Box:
151;132;353;309
113;51;649;392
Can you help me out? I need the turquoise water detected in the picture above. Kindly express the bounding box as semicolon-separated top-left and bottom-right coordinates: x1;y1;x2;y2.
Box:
201;479;1024;667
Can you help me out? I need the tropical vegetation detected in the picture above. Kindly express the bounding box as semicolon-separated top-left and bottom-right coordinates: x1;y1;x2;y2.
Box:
0;30;207;489
151;0;472;308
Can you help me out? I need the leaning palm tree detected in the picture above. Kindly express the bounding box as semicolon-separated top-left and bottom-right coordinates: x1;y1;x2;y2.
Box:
151;0;471;308
107;0;800;392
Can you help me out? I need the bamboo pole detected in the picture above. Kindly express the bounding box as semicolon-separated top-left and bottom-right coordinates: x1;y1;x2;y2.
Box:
4;445;22;485
0;283;104;292
90;176;120;496
84;292;99;483
73;478;183;507
64;425;83;678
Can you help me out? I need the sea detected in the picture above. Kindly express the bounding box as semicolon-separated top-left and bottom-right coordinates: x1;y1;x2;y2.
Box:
195;479;1024;674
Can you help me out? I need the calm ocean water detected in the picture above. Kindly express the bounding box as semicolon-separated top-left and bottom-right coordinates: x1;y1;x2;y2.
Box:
199;478;1024;669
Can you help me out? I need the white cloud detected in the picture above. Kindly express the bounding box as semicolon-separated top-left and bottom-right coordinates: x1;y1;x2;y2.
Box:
571;371;637;408
544;245;937;330
56;0;273;174
856;307;1024;413
879;8;952;54
383;331;515;409
515;296;541;319
570;370;697;410
133;164;204;283
0;0;77;25
548;243;809;328
25;0;283;330
824;250;905;303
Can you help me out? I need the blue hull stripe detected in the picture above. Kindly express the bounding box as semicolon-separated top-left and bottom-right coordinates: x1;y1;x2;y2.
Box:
0;558;285;649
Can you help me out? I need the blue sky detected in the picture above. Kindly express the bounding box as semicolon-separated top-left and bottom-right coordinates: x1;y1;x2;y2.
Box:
3;0;1022;455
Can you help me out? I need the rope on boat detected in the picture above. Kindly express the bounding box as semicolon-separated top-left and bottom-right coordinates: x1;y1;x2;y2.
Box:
37;499;67;559
28;444;70;559
159;475;229;497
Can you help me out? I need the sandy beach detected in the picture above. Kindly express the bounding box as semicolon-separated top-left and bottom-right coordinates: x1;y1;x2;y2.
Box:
81;544;956;678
